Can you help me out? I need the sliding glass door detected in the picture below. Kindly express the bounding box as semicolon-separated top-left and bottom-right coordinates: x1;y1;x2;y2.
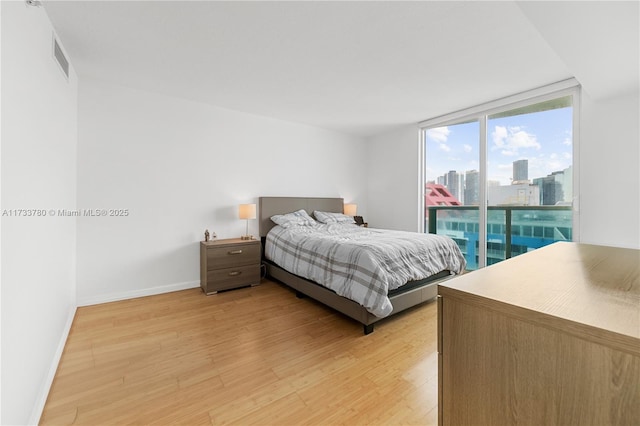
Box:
486;97;573;265
422;84;578;270
424;121;481;270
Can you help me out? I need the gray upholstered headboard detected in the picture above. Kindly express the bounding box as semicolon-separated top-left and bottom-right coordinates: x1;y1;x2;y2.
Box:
258;196;344;237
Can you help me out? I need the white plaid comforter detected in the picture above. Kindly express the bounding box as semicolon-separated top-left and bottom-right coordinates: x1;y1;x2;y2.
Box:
265;224;466;317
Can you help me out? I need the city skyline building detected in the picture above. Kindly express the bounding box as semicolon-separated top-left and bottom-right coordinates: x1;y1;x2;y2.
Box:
513;159;528;183
488;183;540;206
425;183;461;206
464;170;479;205
533;166;572;205
431;160;572;207
444;170;464;204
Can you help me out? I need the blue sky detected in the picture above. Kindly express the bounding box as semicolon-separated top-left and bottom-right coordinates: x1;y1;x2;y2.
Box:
425;107;573;186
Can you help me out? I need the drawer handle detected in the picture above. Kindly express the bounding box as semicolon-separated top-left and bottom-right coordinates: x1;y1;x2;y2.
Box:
228;271;242;276
228;250;243;255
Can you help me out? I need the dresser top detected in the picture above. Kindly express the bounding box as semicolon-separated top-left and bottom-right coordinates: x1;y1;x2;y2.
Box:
439;242;640;343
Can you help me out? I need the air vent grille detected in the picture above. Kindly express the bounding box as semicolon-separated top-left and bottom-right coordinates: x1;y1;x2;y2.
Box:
53;37;69;80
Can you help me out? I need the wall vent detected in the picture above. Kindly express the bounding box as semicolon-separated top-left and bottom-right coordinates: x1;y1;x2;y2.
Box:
53;36;69;80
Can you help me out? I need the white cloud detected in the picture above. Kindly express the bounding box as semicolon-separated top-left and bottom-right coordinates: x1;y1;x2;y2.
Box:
563;152;572;159
492;125;540;155
427;126;450;143
510;129;540;149
550;153;558;159
439;143;451;152
463;144;473;153
563;137;572;146
492;126;508;147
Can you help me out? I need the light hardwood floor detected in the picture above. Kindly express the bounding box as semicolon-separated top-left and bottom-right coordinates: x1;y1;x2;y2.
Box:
41;279;440;425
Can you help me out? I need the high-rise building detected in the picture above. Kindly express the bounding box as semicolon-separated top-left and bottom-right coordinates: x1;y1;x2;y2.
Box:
513;159;528;183
534;171;566;205
558;165;572;204
464;170;479;205
445;170;464;204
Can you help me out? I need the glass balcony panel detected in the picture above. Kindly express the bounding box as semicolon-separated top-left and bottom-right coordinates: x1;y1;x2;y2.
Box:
428;206;572;269
487;209;506;263
431;207;480;271
510;208;572;258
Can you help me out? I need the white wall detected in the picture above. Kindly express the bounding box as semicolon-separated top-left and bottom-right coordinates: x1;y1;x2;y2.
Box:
1;2;78;425
76;78;367;304
580;91;640;248
366;91;640;249
367;125;420;232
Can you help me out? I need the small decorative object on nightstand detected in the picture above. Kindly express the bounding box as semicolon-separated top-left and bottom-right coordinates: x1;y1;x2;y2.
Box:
200;238;261;294
204;229;210;242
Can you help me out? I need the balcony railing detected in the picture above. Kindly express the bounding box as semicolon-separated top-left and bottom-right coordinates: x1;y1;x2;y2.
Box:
427;205;572;269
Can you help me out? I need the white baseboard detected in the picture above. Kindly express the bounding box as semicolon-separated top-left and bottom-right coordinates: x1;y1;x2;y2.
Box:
29;305;77;426
77;280;200;307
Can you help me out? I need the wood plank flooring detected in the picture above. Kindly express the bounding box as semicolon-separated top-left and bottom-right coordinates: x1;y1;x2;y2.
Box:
41;279;440;425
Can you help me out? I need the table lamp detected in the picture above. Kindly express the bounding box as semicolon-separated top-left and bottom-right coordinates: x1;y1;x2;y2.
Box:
239;203;256;240
344;203;357;216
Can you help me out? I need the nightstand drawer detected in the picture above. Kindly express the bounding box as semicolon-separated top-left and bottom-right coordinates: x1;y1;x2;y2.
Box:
206;264;260;292
200;238;261;294
206;243;261;270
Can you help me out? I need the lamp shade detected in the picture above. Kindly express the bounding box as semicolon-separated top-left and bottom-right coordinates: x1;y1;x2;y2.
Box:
344;203;357;216
238;203;257;220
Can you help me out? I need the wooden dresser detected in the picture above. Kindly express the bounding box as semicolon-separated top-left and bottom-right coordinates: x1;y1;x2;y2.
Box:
438;242;640;426
200;238;261;294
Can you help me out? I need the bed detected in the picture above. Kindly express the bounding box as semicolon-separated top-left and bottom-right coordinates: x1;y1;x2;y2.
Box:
259;196;466;334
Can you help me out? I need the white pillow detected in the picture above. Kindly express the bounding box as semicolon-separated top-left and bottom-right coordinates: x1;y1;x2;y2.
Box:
313;211;356;224
271;209;316;228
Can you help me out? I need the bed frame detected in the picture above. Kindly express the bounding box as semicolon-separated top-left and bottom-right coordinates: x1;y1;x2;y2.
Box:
259;196;454;335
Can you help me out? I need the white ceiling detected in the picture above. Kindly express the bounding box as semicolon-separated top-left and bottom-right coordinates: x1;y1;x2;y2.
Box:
43;1;639;138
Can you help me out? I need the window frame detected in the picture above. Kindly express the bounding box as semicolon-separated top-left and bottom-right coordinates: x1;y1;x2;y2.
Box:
418;78;581;268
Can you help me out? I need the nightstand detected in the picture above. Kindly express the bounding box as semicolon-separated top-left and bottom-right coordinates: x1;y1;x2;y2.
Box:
200;238;261;294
